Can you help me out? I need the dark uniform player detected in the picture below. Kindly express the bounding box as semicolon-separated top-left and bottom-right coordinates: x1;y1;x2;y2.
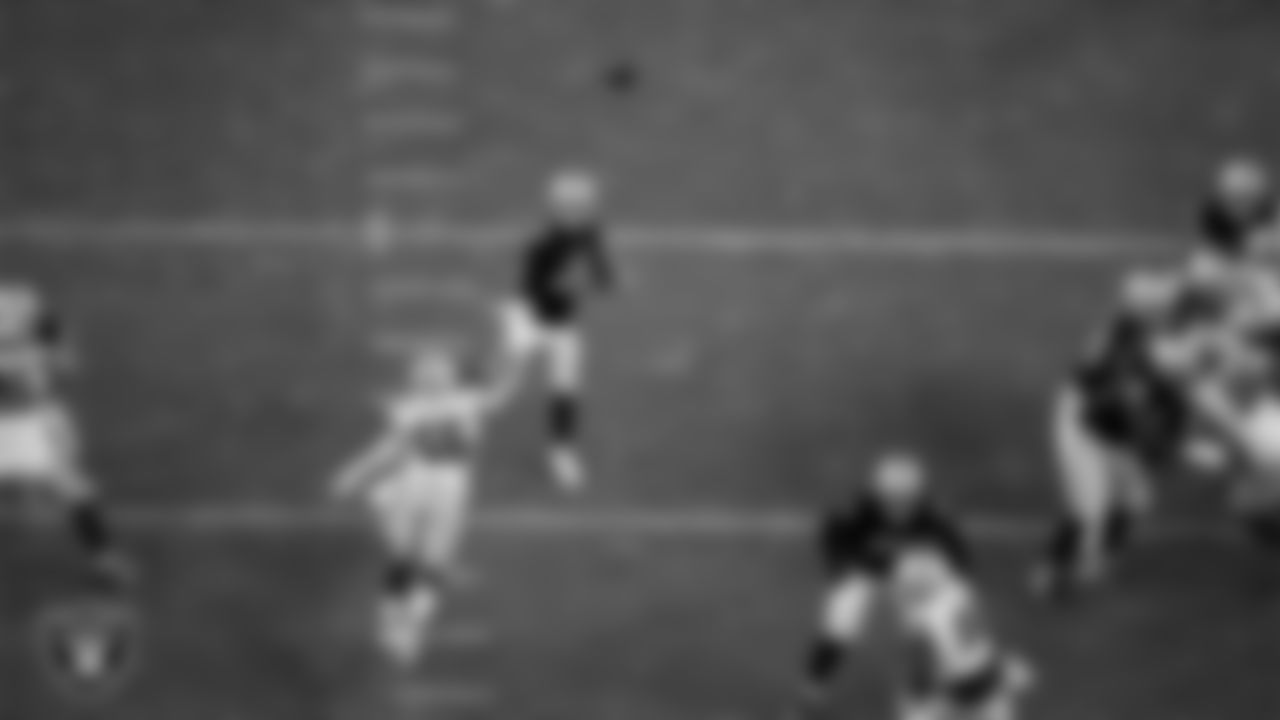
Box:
791;453;970;720
1034;271;1199;597
1199;157;1276;258
498;170;613;491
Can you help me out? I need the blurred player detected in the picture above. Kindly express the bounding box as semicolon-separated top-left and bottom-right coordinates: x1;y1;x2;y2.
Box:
789;453;970;720
1158;157;1280;535
332;342;511;666
1198;156;1276;260
1033;272;1196;596
892;550;1034;720
0;280;127;588
1166;157;1280;360
498;169;614;492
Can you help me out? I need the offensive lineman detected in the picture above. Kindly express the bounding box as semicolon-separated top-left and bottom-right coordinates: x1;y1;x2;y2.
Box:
331;342;512;666
790;453;971;720
0;280;127;588
498;169;615;492
893;550;1034;720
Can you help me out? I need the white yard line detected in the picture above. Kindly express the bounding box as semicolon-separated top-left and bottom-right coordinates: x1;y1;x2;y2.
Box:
0;505;1225;541
365;110;465;138
0;218;1187;260
368;167;459;192
391;679;496;708
360;4;458;34
362;58;458;87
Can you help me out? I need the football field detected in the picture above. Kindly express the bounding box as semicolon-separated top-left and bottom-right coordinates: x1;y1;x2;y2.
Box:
1;224;1279;720
7;0;1280;717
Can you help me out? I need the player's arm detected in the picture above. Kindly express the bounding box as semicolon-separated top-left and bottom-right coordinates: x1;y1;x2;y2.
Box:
330;426;406;501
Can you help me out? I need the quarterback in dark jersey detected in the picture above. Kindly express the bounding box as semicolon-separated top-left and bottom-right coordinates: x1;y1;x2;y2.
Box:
791;454;970;720
498;170;614;491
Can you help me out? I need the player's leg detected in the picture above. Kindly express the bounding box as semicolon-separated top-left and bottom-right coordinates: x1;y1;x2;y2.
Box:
544;323;587;490
372;464;472;665
26;405;127;587
404;464;475;657
371;475;436;666
1034;389;1121;595
496;299;543;397
791;573;879;717
1105;452;1156;557
971;665;1035;720
1220;399;1280;545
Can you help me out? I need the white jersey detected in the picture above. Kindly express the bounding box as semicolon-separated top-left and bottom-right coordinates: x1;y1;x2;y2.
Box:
900;578;1002;693
0;283;59;408
382;386;488;467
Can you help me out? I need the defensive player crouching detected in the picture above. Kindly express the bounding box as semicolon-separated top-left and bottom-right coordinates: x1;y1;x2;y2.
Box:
1033;273;1194;597
0;280;128;588
893;550;1034;720
790;453;971;720
331;344;510;666
497;169;614;493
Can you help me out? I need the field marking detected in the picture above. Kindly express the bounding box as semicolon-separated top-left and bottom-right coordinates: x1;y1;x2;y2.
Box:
365;110;464;137
369;274;489;304
362;58;458;87
391;679;495;709
360;4;458;33
0;505;1229;542
369;167;458;192
0;218;1190;260
0;215;1198;260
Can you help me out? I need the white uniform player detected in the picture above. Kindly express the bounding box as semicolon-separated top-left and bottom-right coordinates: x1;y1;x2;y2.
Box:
0;280;126;588
332;345;507;665
893;552;1033;720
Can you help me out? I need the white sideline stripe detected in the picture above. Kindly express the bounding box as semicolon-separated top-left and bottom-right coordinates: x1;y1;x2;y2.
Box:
362;58;458;86
1;505;1225;541
360;5;458;33
370;275;487;303
0;218;1186;260
369;167;457;192
393;681;495;708
366;110;464;137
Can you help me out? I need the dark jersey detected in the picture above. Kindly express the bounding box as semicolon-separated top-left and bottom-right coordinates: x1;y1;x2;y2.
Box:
1072;316;1188;462
820;494;970;577
518;221;612;322
1200;194;1277;255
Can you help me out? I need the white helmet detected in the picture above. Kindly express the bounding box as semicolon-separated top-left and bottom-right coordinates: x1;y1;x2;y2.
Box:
870;452;927;502
1118;270;1178;317
1215;156;1271;204
547;168;601;221
405;342;463;393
